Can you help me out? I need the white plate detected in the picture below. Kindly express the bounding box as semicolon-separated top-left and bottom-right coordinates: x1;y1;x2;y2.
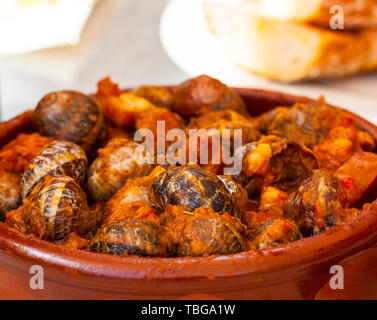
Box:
160;0;377;124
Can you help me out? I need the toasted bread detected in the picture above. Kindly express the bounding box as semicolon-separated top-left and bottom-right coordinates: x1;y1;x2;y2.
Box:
204;1;377;82
241;0;377;29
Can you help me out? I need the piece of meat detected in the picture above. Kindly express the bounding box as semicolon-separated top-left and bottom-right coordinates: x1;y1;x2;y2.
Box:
104;176;154;224
238;135;318;194
314;126;358;172
259;186;288;216
133;85;174;109
95;77;156;127
135;108;186;155
335;151;377;206
61;232;89;250
0;133;50;174
188;109;260;144
246;218;301;250
241;210;275;229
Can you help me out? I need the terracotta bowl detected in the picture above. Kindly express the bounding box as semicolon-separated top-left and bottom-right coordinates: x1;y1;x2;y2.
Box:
1;88;377;300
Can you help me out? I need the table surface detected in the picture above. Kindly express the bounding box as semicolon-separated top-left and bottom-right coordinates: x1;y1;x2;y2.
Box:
0;0;187;121
0;0;376;122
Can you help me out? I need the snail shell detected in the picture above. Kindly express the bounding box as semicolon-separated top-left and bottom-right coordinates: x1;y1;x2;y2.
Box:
32;91;107;153
90;220;173;257
176;210;247;257
284;170;347;237
88;138;153;202
152;166;236;215
172;75;248;117
0;171;21;222
21;140;88;198
217;176;248;219
24;175;93;242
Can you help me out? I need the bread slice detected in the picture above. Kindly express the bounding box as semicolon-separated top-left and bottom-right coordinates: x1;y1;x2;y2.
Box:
241;0;377;29
203;1;377;82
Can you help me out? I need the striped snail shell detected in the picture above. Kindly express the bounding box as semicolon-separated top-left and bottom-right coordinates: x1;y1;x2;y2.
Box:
90;220;173;257
88;138;153;202
176;211;247;257
152;166;236;215
21;140;88;198
32;91;107;153
24;175;93;242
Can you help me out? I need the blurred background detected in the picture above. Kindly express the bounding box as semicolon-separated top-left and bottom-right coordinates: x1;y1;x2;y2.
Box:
0;0;376;122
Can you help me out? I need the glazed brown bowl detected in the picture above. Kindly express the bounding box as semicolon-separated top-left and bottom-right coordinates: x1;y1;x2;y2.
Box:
1;88;377;300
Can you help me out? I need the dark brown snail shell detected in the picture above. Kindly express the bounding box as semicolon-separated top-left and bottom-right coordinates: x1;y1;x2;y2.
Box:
176;211;247;257
284;170;347;237
90;220;173;257
23;175;94;242
152;166;237;215
0;171;21;222
21;140;88;198
217;175;248;219
88;138;154;202
172;75;248;117
32;91;107;153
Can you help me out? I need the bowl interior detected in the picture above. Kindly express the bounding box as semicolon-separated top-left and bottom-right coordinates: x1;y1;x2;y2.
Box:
1;87;377;285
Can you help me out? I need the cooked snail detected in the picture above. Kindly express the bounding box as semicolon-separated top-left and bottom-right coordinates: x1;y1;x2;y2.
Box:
21;140;87;198
9;175;96;242
0;171;21;222
284;170;348;237
152;166;240;216
32;91;107;153
173;75;248;117
168;207;247;257
90;220;173;257
88;138;153;202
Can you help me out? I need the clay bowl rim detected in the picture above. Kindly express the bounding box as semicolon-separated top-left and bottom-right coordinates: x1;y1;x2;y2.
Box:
0;87;377;284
